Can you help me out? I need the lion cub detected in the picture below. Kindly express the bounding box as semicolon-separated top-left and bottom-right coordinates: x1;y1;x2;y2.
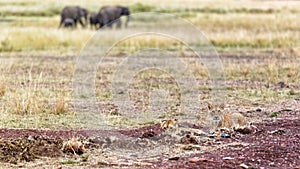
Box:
207;103;246;130
160;119;178;131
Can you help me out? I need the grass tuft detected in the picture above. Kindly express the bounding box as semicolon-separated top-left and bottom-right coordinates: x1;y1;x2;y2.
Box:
6;89;46;115
54;96;68;114
269;112;280;117
2;72;47;115
0;77;5;97
59;160;78;165
129;3;155;13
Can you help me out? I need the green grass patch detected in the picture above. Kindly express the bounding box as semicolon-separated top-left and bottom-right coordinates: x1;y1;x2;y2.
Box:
59;160;78;165
129;3;155;13
269;112;280;117
0;6;61;17
81;155;89;162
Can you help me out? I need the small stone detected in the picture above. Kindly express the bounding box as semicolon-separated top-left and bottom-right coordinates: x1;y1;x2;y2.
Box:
221;133;230;138
117;91;124;94
188;157;208;163
239;163;249;169
169;156;180;160
256;108;262;112
182;144;201;151
269;128;285;135
182;145;193;150
97;160;109;166
235;126;252;134
142;130;155;138
223;157;234;160
277;81;286;88
180;135;198;144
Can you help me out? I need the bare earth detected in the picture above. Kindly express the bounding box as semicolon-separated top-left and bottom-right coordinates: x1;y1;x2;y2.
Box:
0;52;300;168
0;107;299;168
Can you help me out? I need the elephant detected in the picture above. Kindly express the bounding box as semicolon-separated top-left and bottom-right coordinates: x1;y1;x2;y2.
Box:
59;6;88;28
97;6;130;29
89;12;100;29
62;18;75;29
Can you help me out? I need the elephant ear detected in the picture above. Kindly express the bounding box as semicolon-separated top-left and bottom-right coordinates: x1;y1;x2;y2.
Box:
98;12;107;27
79;8;85;16
83;8;88;16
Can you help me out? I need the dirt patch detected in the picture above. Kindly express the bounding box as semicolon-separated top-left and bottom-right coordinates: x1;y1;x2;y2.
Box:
0;112;299;168
0;136;63;164
118;123;163;138
153;118;300;169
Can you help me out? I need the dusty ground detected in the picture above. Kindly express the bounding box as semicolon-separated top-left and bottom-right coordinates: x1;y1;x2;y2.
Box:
1;1;300;168
0;105;299;168
0;51;300;168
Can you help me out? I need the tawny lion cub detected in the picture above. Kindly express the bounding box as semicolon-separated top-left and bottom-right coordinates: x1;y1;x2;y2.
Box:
160;119;178;131
207;103;246;130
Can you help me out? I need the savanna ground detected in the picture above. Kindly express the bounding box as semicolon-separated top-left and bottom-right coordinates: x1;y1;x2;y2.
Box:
0;0;299;168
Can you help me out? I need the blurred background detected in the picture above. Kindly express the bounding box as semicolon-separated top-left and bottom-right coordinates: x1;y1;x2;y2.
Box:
0;0;299;129
1;0;300;53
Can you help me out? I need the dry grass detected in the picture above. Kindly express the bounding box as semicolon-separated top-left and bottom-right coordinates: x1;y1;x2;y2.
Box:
6;90;46;115
0;77;5;97
3;73;47;115
54;95;68;115
224;57;300;84
1;25;299;52
0;27;92;52
0;0;300;129
1;0;300;14
0;53;299;128
1;1;300;52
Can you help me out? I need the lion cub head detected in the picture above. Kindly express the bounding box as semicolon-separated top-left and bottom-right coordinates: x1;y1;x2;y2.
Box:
160;119;178;131
207;103;225;129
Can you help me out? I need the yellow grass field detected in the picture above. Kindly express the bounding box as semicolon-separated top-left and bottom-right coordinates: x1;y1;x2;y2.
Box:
0;1;299;168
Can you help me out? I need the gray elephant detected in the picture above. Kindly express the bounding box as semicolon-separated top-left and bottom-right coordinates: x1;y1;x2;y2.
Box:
63;18;75;29
59;6;88;28
97;6;130;29
89;12;100;29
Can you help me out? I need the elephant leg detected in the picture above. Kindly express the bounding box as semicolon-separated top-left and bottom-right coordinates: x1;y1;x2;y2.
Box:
125;15;130;28
78;19;85;28
116;19;122;29
74;20;78;28
107;21;113;28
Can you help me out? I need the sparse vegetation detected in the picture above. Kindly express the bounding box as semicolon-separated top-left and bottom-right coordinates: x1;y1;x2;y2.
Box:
269;112;280;117
3;74;47;115
54;95;68;114
59;159;78;165
0;0;299;127
0;77;5;97
0;1;299;168
129;3;155;13
1;1;300;52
